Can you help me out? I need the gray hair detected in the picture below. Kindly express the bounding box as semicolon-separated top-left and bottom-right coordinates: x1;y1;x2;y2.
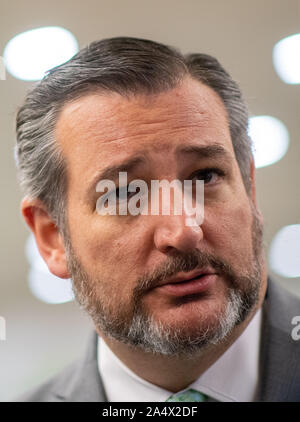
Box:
15;36;253;233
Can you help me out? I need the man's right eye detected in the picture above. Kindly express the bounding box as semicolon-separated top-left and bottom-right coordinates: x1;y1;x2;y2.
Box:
115;186;135;201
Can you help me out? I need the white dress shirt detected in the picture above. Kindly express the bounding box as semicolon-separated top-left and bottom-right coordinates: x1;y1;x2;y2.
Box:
98;308;262;402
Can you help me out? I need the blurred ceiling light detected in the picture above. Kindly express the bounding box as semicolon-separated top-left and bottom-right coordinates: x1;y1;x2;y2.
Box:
26;234;74;304
3;26;78;81
273;33;300;84
269;224;300;278
248;115;289;168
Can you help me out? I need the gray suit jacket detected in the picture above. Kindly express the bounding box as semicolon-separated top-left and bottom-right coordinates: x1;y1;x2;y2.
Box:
16;279;300;402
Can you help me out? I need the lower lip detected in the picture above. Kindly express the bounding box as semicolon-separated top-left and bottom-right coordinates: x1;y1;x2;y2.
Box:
157;274;217;297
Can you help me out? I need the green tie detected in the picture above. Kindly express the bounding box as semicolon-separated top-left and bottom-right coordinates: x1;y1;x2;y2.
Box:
165;388;207;402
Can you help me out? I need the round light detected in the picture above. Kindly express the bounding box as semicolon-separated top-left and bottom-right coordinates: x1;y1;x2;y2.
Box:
273;33;300;84
248;115;289;168
26;235;74;304
3;26;78;81
269;224;300;278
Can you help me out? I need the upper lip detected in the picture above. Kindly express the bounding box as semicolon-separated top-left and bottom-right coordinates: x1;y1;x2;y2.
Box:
156;268;217;288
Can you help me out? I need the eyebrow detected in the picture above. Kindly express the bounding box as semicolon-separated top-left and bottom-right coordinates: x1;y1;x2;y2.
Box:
86;155;146;199
175;143;233;162
86;143;233;200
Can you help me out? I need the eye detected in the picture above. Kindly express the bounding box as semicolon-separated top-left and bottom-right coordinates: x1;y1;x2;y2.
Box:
115;185;136;201
191;168;226;185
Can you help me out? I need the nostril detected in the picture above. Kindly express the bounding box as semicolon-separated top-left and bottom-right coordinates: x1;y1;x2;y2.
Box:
153;219;204;254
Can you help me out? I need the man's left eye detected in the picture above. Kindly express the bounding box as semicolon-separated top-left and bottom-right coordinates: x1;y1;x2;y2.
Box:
192;168;225;184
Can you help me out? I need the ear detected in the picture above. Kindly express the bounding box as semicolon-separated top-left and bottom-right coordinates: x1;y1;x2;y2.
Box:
21;197;70;279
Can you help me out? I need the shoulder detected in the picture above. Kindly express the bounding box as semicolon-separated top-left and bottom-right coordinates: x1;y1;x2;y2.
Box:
14;359;81;402
13;330;106;402
258;278;300;401
265;278;300;334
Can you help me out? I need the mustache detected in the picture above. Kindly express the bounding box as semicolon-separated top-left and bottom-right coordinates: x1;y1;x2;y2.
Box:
133;249;238;299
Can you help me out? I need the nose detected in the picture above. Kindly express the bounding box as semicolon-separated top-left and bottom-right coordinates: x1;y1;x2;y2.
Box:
153;212;204;254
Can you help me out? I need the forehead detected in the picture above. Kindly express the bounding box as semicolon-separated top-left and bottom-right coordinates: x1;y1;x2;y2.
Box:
55;77;234;181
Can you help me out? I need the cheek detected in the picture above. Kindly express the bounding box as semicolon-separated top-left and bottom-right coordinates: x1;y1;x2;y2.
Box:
68;206;148;279
204;200;254;264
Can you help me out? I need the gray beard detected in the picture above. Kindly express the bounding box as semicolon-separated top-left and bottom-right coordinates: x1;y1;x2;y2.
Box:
64;204;263;358
94;287;256;358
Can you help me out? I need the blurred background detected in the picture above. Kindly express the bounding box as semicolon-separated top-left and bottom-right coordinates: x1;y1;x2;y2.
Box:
0;0;300;402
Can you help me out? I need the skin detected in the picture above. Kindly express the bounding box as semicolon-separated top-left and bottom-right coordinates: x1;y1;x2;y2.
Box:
22;76;267;392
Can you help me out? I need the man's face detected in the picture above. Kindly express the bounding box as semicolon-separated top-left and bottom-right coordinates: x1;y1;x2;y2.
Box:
56;77;265;356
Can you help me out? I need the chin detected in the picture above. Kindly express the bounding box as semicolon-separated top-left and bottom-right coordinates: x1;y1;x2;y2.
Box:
132;289;247;356
153;291;228;328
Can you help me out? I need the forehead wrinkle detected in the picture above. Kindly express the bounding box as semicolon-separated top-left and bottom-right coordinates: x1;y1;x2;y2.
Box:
93;109;211;144
55;83;220;151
